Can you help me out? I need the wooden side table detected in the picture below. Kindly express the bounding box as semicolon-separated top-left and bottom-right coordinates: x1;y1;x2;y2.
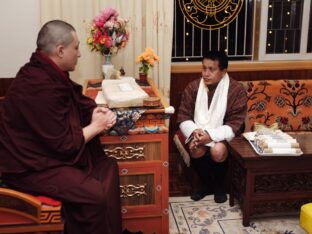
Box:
228;133;312;226
84;79;172;234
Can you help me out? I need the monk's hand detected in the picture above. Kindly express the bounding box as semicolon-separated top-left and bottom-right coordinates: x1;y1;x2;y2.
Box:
91;107;116;131
102;109;116;130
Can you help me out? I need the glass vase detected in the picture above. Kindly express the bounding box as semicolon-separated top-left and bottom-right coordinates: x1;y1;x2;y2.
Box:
102;54;114;79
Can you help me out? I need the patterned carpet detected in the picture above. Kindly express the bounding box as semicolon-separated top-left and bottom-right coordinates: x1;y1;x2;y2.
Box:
169;195;306;234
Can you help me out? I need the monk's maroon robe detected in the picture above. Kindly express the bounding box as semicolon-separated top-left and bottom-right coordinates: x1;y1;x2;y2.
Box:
0;51;122;234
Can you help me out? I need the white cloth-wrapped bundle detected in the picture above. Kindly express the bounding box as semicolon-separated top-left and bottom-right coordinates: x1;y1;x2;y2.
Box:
256;141;300;150
102;78;149;108
263;148;302;154
254;130;302;154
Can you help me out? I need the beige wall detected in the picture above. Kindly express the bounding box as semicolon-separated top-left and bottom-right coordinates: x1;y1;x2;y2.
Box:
0;0;40;77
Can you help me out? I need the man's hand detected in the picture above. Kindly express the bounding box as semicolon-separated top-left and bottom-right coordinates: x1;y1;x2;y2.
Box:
194;129;211;146
188;137;207;158
187;129;207;158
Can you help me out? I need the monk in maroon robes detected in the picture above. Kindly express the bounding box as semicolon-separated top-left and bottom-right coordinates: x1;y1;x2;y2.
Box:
0;20;122;234
177;51;247;203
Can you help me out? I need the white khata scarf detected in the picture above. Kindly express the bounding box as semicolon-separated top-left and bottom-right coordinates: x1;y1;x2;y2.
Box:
194;73;229;130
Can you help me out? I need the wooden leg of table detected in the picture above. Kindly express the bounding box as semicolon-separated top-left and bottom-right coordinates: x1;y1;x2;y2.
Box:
242;171;252;227
242;209;250;227
229;157;234;207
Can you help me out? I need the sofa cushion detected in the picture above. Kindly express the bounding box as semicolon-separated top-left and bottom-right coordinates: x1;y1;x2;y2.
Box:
242;80;312;131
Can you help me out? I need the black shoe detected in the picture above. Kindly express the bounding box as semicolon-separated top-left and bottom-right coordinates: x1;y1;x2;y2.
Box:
191;190;209;201
214;192;227;203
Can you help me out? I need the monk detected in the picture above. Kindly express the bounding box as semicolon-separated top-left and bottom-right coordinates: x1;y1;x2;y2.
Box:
0;20;122;234
177;51;247;203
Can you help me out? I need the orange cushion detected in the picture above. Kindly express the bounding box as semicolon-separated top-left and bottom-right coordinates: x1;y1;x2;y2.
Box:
242;80;312;131
36;195;61;206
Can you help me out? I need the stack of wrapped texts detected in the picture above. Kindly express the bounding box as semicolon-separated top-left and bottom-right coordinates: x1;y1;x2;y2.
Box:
253;130;302;155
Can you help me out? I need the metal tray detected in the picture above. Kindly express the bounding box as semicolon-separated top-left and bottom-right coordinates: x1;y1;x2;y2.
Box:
248;140;303;156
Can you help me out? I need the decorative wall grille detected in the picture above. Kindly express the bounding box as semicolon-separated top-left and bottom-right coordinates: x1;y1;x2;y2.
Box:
172;0;254;62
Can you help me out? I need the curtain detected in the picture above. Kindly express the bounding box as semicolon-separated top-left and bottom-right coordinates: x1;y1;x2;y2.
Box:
40;0;173;98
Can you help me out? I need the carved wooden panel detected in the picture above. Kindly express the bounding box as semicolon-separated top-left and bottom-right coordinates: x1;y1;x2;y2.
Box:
104;142;161;161
254;172;312;193
40;207;62;224
253;199;312;214
230;158;246;205
120;174;155;206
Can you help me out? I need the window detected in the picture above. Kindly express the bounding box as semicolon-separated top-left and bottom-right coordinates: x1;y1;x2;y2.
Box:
259;0;312;60
172;0;312;62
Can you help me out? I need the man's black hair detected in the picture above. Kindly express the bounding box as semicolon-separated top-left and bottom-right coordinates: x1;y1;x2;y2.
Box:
202;51;228;70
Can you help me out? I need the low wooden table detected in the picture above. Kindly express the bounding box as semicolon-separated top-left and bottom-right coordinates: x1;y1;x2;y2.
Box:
228;133;312;226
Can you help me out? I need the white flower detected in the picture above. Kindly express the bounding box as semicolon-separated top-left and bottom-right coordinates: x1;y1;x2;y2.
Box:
116;35;124;43
110;47;118;54
104;20;114;29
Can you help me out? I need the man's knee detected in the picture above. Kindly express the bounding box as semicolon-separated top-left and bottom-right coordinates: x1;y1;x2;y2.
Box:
210;143;228;162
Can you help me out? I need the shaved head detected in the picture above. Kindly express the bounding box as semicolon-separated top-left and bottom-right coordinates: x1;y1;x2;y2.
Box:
36;20;76;55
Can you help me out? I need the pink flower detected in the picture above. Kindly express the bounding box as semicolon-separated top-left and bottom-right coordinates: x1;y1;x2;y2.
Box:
103;37;113;48
94;16;105;28
93;30;102;41
100;7;118;23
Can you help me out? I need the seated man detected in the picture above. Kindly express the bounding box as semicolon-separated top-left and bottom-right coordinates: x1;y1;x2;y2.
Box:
0;20;122;234
177;51;247;203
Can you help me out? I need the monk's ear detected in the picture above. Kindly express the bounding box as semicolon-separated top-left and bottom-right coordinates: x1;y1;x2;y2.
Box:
55;44;65;58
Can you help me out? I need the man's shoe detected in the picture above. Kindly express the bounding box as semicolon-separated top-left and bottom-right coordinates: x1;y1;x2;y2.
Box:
214;192;227;203
190;190;209;201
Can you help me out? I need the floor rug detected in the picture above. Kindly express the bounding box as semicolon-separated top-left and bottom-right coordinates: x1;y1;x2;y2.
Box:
169;195;306;234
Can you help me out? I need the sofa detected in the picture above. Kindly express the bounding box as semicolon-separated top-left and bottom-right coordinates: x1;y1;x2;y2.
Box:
174;79;312;166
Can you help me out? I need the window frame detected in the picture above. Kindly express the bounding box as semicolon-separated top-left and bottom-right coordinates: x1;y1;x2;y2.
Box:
258;0;312;60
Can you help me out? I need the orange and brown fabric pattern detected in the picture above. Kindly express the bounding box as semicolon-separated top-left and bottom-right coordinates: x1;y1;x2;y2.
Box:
242;80;312;131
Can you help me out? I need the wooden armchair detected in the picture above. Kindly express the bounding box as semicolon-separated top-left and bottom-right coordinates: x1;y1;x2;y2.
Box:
0;188;63;233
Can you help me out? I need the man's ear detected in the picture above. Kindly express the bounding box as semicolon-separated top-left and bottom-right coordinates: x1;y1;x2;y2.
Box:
55;44;64;58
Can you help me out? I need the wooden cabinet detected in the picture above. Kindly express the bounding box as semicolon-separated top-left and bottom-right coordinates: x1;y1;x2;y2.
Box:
101;134;169;233
84;79;172;234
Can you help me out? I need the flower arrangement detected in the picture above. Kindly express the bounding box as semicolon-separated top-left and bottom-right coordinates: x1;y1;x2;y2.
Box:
136;48;160;76
87;7;129;56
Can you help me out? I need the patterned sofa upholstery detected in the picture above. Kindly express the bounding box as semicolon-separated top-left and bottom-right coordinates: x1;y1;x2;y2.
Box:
174;79;312;166
243;79;312;131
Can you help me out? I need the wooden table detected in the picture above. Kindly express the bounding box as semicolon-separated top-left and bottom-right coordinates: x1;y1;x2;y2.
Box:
84;79;172;234
228;133;312;226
